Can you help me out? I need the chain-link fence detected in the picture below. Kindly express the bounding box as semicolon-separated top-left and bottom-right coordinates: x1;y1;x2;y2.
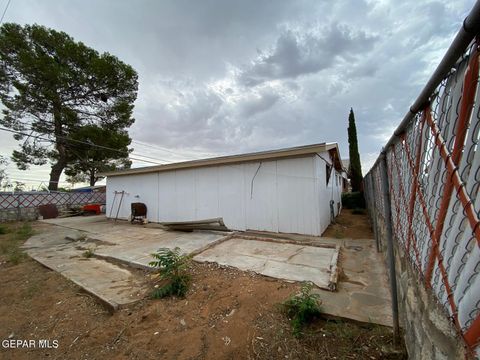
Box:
364;34;480;355
0;191;106;210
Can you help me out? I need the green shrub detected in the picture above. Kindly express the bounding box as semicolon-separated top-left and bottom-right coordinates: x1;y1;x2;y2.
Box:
341;192;365;209
281;282;322;337
149;247;191;298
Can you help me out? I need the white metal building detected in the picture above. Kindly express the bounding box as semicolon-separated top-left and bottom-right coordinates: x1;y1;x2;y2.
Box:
103;143;345;236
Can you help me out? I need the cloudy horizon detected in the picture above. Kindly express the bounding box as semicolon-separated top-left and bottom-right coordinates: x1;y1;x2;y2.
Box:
0;0;474;189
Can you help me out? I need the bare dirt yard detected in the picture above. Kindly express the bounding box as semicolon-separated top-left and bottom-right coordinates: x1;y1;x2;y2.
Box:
322;208;373;239
0;216;405;360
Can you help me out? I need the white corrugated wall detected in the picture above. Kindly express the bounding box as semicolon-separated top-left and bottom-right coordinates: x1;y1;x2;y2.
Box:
313;152;343;233
106;153;341;236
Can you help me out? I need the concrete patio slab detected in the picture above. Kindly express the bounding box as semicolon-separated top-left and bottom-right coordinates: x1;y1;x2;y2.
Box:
26;216;392;328
41;216;229;269
24;216;229;310
23;227;147;311
193;238;339;290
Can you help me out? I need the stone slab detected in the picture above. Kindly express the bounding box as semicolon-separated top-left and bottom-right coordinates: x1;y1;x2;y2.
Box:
23;228;147;311
193;238;339;290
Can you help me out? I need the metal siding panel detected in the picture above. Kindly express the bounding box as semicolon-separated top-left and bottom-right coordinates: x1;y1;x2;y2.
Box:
195;167;220;219
245;161;278;232
174;169;196;221
332;169;342;217
218;165;246;230
315;153;331;234
157;171;177;221
106;173;158;221
107;155;326;235
312;155;321;235
277;157;317;235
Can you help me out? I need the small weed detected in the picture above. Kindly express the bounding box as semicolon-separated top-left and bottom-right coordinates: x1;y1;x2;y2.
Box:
0;240;9;254
24;280;40;299
149;247;191;298
83;247;95;258
352;208;366;215
14;223;33;241
281;282;322;337
8;246;25;264
334;228;344;239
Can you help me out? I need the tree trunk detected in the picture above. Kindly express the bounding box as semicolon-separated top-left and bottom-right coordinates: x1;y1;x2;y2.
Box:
49;103;67;191
48;161;65;190
89;170;96;187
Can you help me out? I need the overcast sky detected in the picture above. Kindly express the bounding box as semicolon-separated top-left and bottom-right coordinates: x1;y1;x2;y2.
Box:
0;0;475;188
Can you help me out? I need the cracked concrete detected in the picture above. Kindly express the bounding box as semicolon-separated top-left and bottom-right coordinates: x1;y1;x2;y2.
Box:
194;238;339;290
22;227;147;311
22;216;392;328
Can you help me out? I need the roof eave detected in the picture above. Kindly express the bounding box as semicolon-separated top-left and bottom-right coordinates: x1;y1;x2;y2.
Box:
101;142;340;177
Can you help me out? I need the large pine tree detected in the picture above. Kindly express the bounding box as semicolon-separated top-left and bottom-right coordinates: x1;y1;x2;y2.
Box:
0;23;138;190
347;108;363;192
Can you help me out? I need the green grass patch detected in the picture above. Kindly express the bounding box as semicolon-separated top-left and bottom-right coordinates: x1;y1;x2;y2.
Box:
0;222;33;265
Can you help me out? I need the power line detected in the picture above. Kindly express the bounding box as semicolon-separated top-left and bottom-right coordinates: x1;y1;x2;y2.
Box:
129;152;172;163
2;121;172;163
7;177;63;184
0;0;11;25
132;139;219;160
132;139;198;159
0;126;165;165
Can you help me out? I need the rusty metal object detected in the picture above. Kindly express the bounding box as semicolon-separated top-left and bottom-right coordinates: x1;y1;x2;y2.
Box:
38;204;59;219
130;202;147;224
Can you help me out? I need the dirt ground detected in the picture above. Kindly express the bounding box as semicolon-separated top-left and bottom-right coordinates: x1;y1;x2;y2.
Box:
0;217;405;360
322;208;373;239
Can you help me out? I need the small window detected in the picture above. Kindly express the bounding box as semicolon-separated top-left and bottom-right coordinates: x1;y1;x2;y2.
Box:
326;164;332;186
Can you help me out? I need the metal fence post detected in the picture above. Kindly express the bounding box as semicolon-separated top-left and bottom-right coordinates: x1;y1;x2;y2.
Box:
368;174;381;252
379;152;400;346
16;193;20;221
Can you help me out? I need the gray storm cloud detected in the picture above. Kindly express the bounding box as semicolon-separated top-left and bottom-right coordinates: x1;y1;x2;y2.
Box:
0;0;472;183
239;24;378;86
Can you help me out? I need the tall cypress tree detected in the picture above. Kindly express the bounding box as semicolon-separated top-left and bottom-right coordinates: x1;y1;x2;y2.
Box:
347;108;363;192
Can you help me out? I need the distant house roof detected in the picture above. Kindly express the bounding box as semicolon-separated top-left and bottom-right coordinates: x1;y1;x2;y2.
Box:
101;142;343;177
71;185;106;193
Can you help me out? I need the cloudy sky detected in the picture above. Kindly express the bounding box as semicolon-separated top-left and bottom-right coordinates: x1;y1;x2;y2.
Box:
0;0;475;188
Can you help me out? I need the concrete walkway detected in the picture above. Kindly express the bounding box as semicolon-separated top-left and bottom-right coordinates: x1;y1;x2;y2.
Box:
22;227;148;311
41;216;227;268
24;216;392;327
313;238;393;327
